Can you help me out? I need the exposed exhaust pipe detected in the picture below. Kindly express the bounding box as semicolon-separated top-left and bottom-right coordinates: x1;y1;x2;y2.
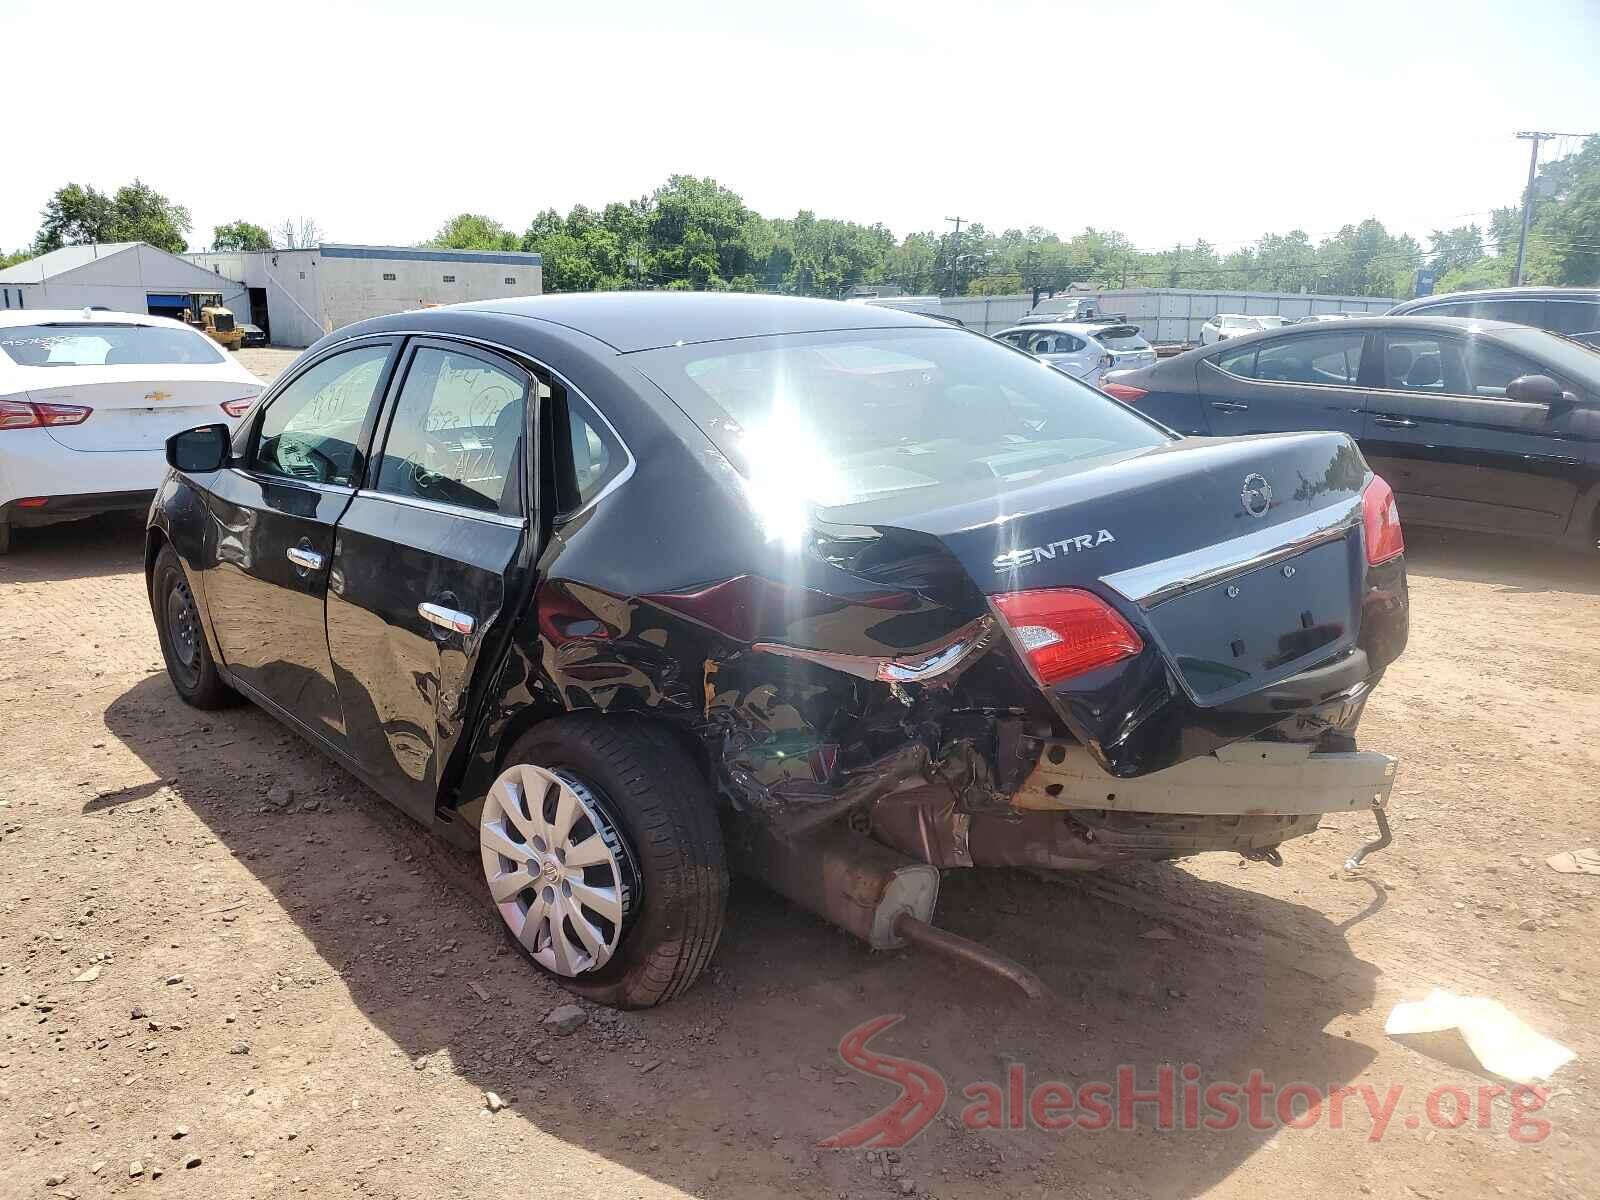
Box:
733;822;1048;1001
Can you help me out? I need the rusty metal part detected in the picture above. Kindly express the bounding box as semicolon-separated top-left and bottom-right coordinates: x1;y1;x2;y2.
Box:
1015;738;1397;817
892;914;1047;1001
776;742;932;841
869;788;973;867
967;808;1321;871
1343;801;1393;870
732;823;939;949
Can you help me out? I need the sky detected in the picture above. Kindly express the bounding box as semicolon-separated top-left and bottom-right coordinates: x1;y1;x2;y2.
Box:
6;0;1599;257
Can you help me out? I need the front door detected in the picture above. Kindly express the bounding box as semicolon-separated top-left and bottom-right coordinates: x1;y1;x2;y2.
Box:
1359;331;1586;537
1199;328;1370;437
202;340;394;741
326;339;535;823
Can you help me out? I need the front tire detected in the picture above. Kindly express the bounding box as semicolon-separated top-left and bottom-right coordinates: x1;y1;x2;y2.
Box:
150;544;237;709
486;716;728;1008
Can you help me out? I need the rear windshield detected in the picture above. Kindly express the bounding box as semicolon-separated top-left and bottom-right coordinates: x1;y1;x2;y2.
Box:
630;328;1169;512
1095;326;1150;350
0;323;225;367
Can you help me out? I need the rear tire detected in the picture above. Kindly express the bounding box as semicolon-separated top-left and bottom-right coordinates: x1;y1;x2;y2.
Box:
489;716;727;1008
0;522;10;556
150;544;238;709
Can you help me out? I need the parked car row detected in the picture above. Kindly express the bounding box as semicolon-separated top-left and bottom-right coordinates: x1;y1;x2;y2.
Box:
993;320;1157;387
1103;314;1600;550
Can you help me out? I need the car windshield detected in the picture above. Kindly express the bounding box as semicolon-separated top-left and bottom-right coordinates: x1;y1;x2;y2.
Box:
0;323;225;367
630;328;1169;517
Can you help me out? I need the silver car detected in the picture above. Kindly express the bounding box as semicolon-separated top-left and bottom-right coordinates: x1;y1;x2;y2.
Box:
1199;314;1290;345
996;321;1157;388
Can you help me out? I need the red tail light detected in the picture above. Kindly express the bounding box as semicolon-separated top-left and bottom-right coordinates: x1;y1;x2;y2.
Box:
220;397;255;418
1100;382;1147;404
0;399;92;430
1362;475;1404;565
992;588;1143;686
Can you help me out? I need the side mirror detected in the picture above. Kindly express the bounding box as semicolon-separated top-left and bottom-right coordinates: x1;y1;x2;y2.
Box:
167;424;232;473
1504;373;1568;409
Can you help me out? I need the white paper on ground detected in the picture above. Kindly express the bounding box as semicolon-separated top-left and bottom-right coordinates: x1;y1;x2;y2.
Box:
1384;988;1575;1085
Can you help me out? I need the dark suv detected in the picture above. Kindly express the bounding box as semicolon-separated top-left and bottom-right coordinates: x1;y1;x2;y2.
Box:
1388;287;1600;348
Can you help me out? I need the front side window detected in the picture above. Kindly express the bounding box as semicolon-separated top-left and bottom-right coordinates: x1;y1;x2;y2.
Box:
1380;335;1457;392
1253;331;1365;386
375;346;527;515
630;328;1168;515
1461;339;1555;398
0;322;224;367
253;345;390;486
1466;299;1545;326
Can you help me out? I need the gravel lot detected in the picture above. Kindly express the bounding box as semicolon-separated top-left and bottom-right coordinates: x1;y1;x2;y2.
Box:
1;346;1594;1199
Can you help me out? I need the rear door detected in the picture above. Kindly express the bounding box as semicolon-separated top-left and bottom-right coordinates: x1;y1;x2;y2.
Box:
1360;330;1583;536
326;339;536;823
1198;329;1370;437
202;339;396;741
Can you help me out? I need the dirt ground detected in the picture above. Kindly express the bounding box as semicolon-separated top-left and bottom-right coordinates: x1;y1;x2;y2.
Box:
1;346;1595;1199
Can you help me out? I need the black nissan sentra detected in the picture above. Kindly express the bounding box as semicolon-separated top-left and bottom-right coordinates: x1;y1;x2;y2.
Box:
148;294;1409;1007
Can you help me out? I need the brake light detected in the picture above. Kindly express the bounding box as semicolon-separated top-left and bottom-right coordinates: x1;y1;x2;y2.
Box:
992;588;1143;686
220;397;255;418
0;399;92;430
1100;382;1148;404
1362;475;1405;565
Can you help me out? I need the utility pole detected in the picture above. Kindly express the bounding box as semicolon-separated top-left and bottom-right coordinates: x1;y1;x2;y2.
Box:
1510;130;1597;285
1512;132;1551;287
944;216;964;296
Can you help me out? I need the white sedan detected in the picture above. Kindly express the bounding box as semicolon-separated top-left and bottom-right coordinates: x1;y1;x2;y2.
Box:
0;310;263;554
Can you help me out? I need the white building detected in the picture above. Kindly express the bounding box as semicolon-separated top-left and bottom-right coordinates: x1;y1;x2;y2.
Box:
186;244;543;347
0;242;250;322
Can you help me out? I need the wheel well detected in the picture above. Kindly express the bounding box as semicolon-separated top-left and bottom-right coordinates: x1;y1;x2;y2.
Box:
492;706;710;786
144;527;168;584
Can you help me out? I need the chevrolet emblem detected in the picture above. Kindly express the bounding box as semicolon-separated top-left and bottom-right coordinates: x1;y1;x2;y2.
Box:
145;389;172;403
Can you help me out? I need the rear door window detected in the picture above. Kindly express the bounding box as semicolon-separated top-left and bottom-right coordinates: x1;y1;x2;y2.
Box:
1253;331;1365;386
1547;299;1600;341
252;345;391;486
373;345;529;516
1465;299;1545;326
1211;343;1258;379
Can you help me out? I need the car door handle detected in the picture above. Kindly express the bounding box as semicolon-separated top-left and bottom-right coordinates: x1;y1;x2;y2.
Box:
1210;401;1249;413
286;545;325;571
1372;415;1418;429
418;602;476;637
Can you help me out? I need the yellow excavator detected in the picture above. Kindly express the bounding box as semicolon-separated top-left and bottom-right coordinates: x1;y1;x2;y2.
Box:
183;291;243;351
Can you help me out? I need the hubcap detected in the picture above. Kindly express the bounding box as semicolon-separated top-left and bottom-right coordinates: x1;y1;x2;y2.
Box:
164;578;201;681
480;763;636;977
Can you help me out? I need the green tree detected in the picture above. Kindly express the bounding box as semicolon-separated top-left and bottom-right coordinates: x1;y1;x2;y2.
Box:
429;213;519;251
33;180;190;254
211;220;273;252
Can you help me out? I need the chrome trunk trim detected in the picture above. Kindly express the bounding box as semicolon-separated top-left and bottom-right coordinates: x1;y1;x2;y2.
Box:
1101;498;1363;609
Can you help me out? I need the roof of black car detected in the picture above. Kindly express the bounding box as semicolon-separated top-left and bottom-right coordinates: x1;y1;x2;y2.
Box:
1390;286;1600;311
458;291;943;353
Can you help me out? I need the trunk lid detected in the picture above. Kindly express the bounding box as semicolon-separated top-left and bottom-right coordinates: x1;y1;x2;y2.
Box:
16;369;259;452
832;430;1371;712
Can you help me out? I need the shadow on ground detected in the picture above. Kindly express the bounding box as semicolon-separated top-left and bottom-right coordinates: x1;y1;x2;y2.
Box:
100;671;1385;1197
0;511;146;583
1402;526;1600;596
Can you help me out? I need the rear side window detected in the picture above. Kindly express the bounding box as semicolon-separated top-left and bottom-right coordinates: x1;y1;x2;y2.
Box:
1254;331;1364;386
1212;343;1258;379
1026;332;1083;354
553;394;626;515
253;345;390;486
1548;299;1600;340
0;322;224;366
375;346;528;516
1465;299;1545;326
